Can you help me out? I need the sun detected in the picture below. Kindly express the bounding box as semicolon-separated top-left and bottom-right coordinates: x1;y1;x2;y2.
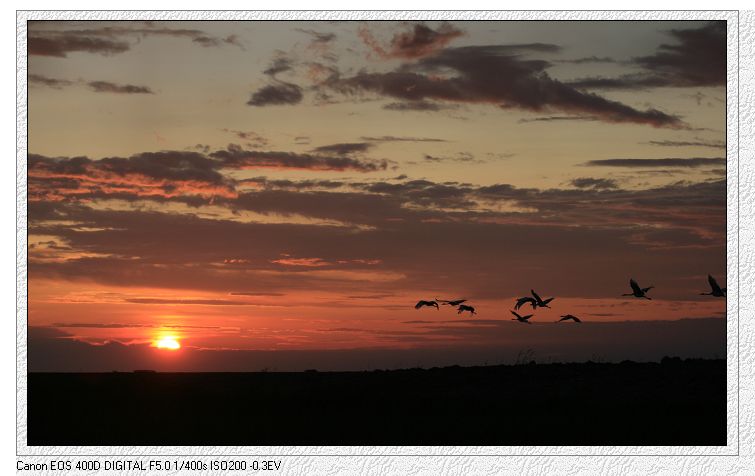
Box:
155;336;181;350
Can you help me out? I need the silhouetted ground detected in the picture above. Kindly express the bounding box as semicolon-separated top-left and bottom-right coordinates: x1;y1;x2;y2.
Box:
27;358;725;446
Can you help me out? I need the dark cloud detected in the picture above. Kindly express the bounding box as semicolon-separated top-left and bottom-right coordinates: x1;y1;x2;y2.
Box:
238;177;346;191
124;298;257;306
210;145;388;172
423;153;482;164
518;115;600;123
28;34;130;57
360;135;448;143
570;177;619;190
28;74;75;89
557;56;616;64
28;151;235;202
222;34;244;49
332;45;684;128
28;23;243;57
221;129;269;148
646;139;726;149
311;142;373;155
192;34;244;49
634;21;725;87
27;145;387;205
584;157;725;168
263;56;295;76
383;100;456;111
87;81;154;94
296;29;336;45
566;74;670;91
359;22;464;59
247;82;303;106
186;144;211;154
568;22;725;90
29;75;155;94
247;55;304;107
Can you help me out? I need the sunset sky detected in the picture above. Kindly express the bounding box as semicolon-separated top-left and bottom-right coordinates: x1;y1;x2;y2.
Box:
27;20;727;371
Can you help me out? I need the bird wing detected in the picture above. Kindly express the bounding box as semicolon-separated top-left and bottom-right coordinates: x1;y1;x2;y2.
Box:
510;310;521;319
515;297;530;309
573;316;581;322
641;286;654;292
630;279;641;293
414;301;424;309
435;298;450;304
542;297;554;305
531;289;542;302
708;275;722;293
453;299;467;306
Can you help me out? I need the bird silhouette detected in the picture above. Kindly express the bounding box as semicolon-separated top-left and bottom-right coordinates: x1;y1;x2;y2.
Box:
457;304;476;315
622;279;653;300
415;300;439;310
515;296;537;310
557;314;582;323
436;298;467;307
531;289;555;308
510;310;533;324
700;274;726;297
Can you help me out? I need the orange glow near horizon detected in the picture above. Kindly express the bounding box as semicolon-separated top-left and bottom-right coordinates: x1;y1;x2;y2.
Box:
155;336;181;350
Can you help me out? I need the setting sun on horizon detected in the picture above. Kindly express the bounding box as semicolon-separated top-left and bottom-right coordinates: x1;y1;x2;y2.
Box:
154;336;181;350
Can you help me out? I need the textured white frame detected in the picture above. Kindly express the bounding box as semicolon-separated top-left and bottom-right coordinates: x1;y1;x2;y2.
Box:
16;9;751;473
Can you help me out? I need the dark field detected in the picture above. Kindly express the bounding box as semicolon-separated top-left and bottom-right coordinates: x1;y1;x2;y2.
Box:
27;358;726;446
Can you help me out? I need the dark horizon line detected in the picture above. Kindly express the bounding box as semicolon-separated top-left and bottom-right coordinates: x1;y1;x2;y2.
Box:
27;355;725;375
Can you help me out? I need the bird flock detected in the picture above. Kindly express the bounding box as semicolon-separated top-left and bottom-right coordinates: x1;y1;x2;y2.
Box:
414;274;726;324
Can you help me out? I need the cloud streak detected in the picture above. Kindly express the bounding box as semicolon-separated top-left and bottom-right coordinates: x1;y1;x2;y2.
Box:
87;81;154;94
28;75;155;94
28;23;243;57
584;157;725;168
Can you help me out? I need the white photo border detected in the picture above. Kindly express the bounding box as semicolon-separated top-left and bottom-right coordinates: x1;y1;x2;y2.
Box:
16;9;748;470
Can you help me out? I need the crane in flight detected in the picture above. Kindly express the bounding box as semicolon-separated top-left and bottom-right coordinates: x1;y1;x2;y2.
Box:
457;304;476;315
414;300;439;310
531;289;555;309
514;296;537;310
510;310;533;324
622;279;653;300
557;314;582;323
700;274;726;297
436;298;467;307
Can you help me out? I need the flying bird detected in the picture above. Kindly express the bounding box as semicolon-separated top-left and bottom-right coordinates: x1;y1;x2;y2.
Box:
557;314;582;323
700;274;726;297
531;289;555;309
415;300;439;310
436;298;467;307
515;296;537;310
622;279;653;300
510;310;533;324
457;304;476;315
